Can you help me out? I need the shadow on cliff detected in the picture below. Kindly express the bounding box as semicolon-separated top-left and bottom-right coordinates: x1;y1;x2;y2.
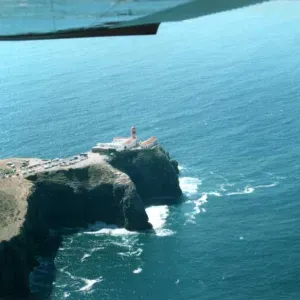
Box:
28;233;62;300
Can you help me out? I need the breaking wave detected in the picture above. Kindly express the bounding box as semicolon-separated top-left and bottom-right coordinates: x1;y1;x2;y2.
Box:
146;205;174;236
82;205;174;238
178;165;184;171
83;223;136;236
179;177;202;195
179;172;279;225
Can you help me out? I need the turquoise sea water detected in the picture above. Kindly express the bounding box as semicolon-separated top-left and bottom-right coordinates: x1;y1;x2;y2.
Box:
1;2;300;299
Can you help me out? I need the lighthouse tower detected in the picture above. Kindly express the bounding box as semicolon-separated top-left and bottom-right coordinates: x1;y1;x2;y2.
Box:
131;126;137;139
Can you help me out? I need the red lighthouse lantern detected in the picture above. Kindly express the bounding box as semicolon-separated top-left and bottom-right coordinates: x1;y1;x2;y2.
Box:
131;126;136;139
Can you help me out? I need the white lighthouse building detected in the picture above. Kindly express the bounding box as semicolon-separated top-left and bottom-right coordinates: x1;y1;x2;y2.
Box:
131;126;136;139
92;126;157;153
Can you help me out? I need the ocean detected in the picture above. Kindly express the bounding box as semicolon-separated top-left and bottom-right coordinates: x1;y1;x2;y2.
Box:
1;1;300;299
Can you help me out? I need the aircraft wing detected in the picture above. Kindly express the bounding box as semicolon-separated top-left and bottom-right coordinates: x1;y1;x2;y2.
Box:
0;0;271;41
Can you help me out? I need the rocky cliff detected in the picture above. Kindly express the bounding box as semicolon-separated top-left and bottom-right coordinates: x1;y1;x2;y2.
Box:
0;146;182;299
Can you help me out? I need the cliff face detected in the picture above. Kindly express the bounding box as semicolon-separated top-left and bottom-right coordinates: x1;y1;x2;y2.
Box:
25;163;152;231
110;146;182;205
0;146;182;299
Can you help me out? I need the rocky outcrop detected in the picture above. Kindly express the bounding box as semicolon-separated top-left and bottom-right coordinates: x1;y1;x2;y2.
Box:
0;146;182;299
24;163;152;231
110;146;181;205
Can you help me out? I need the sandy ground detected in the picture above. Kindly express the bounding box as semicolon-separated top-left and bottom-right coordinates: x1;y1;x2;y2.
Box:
0;174;31;241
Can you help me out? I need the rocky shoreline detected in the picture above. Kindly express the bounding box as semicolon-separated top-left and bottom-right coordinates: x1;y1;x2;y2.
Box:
0;145;182;299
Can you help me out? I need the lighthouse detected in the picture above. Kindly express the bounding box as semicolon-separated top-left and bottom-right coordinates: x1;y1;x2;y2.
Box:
131;126;137;139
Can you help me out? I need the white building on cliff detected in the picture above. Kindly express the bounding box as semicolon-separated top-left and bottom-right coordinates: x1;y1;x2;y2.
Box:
92;126;157;153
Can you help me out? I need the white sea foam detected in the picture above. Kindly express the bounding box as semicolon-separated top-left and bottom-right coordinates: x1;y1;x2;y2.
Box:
146;205;168;229
146;205;175;236
114;237;144;260
79;277;103;292
185;193;208;224
63;270;77;281
156;229;175;237
178;165;184;171
55;283;68;288
111;240;132;248
254;182;278;189
179;177;202;194
220;183;235;192
78;247;104;263
133;267;142;274
83;222;135;236
226;182;278;196
118;248;143;258
64;292;70;298
207;191;222;197
91;247;105;252
83;205;174;237
220;184;226;192
227;187;254;196
62;270;103;293
81;254;91;262
195;194;208;208
90;227;134;236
